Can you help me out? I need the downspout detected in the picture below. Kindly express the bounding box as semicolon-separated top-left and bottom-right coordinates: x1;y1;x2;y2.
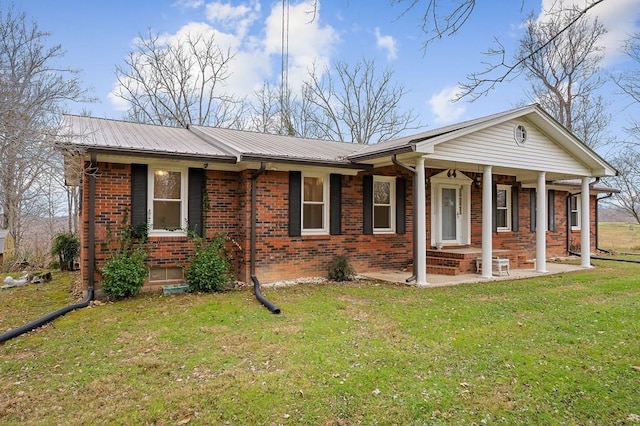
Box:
392;155;417;283
250;162;281;314
0;155;97;343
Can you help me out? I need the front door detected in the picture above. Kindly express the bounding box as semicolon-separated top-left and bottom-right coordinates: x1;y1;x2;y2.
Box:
440;185;461;244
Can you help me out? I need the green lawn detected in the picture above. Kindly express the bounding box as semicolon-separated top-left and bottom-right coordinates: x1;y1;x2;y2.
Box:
1;262;639;425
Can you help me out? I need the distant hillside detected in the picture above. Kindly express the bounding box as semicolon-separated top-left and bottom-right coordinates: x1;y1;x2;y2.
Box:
599;205;637;223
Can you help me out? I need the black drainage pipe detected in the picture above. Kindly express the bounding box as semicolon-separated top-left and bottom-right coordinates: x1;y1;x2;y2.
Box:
250;163;281;314
252;275;281;314
0;288;94;344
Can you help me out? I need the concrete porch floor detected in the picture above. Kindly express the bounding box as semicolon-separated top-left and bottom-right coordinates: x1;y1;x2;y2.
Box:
361;262;585;288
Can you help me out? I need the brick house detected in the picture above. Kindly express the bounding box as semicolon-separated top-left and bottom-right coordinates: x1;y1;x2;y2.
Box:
60;104;616;298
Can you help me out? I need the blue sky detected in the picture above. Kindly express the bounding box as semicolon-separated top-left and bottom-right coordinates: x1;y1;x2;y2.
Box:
15;0;640;153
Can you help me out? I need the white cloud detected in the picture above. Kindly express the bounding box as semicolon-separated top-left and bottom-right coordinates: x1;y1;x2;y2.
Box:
428;86;466;124
174;0;204;9
538;0;640;65
205;1;260;39
375;27;397;60
109;0;339;111
264;0;339;91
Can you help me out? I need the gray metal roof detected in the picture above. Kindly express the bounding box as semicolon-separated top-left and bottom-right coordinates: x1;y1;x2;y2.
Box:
189;126;361;165
60;115;237;162
552;179;620;194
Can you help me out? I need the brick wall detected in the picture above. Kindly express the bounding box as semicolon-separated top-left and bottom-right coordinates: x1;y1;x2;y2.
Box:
79;162;596;291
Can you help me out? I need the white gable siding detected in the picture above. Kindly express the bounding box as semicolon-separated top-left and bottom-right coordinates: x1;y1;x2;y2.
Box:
426;120;591;175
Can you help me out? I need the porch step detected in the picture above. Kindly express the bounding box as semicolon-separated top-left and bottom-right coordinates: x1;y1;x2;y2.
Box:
425;248;517;276
427;265;461;275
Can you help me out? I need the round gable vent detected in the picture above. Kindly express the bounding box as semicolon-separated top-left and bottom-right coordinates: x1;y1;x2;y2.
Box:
514;124;527;145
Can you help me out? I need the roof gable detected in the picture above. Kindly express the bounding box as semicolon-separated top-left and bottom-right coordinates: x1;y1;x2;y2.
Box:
349;104;616;177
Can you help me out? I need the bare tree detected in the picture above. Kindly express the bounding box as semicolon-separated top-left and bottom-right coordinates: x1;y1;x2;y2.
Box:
459;0;605;101
0;4;91;252
609;31;640;222
615;31;640;139
248;82;323;138
113;29;246;129
515;8;610;149
301;59;420;144
610;147;640;224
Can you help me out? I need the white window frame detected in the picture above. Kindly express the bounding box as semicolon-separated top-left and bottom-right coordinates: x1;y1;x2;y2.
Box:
301;172;329;235
373;176;396;234
570;194;581;230
496;184;512;232
148;165;188;237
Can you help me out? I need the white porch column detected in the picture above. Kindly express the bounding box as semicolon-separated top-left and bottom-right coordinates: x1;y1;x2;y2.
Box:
581;177;592;268
536;172;547;273
481;165;493;279
415;157;428;285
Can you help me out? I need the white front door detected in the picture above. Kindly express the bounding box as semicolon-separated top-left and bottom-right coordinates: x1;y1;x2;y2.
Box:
440;185;461;244
430;170;472;247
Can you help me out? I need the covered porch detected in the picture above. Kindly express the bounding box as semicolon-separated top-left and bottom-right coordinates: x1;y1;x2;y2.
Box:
349;106;617;286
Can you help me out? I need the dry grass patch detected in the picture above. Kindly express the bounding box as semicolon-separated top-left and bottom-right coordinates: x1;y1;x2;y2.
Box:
598;222;640;252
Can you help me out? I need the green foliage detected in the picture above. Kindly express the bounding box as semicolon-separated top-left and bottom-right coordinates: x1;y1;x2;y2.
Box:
186;235;233;292
51;232;80;271
101;211;149;300
101;250;148;299
328;254;355;281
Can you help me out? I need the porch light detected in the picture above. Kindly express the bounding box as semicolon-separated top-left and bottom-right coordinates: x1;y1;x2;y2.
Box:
447;169;457;178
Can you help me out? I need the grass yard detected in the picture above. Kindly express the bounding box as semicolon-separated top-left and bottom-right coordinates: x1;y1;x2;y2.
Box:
1;261;639;425
598;222;640;253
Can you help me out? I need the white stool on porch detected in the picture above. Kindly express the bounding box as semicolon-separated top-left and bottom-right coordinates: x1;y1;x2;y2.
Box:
475;257;510;276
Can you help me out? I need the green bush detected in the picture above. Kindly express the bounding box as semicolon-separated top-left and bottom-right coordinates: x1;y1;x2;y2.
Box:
186;236;233;292
328;255;355;281
101;250;148;299
51;233;80;271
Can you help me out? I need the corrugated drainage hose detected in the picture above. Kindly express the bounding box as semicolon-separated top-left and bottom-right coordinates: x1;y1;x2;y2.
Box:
0;288;94;343
250;163;281;314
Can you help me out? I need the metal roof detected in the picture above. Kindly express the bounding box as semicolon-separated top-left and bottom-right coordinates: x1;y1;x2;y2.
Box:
189;126;361;165
552;179;620;194
59;106;616;178
60;115;237;162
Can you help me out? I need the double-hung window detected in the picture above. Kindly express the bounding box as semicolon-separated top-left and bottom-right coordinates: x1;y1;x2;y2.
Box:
373;176;395;233
570;195;581;230
302;173;328;234
149;167;187;235
496;184;512;231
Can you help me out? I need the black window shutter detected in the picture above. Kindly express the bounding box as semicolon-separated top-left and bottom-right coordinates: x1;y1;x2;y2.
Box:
289;171;302;237
329;174;342;235
363;175;373;235
548;190;555;232
188;168;204;237
131;164;148;228
492;183;498;232
396;177;406;234
530;189;536;232
512;185;519;232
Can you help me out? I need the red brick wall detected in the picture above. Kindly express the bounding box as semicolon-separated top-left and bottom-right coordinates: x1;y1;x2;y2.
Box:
79;162;596;291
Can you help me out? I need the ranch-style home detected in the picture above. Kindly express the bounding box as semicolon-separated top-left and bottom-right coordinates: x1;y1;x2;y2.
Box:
59;104;617;297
